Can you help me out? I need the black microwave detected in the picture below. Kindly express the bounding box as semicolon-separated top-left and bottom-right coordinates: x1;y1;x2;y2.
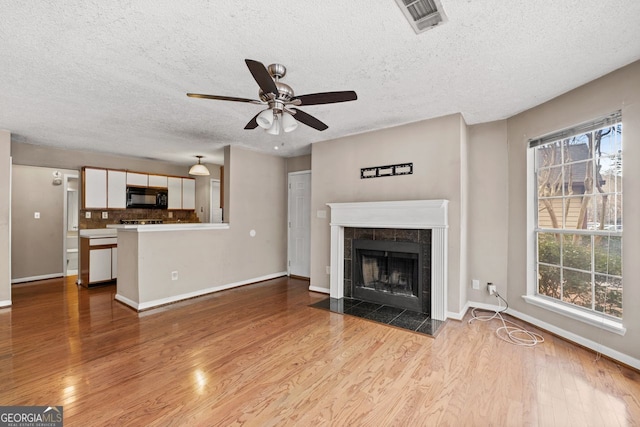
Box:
126;187;168;209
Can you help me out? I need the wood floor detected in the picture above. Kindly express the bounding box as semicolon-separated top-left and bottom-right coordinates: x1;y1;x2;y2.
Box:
1;276;639;426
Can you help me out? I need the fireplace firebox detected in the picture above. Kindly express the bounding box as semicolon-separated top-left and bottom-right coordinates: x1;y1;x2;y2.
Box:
353;239;422;312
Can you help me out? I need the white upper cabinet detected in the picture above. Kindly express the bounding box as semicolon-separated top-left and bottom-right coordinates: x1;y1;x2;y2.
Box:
83;167;196;211
148;174;168;188
84;168;107;209
182;178;196;210
107;170;127;209
167;177;182;209
126;172;148;187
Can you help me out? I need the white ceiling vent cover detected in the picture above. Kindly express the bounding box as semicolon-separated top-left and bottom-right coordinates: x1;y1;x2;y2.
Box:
395;0;448;33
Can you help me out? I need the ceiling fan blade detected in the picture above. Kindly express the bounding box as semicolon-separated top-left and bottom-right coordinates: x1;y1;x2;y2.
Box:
187;93;262;104
292;91;357;106
244;112;260;129
245;59;278;96
290;108;328;131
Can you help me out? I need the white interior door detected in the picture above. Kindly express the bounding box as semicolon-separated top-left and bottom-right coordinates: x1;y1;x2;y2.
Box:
288;171;311;278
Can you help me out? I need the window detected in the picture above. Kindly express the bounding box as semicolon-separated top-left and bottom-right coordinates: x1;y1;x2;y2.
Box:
530;112;623;321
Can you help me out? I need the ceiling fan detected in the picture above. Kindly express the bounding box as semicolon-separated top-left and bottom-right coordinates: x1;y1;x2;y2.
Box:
187;59;357;134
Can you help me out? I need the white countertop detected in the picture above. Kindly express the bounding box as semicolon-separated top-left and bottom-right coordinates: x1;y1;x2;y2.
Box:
79;229;118;239
107;223;230;232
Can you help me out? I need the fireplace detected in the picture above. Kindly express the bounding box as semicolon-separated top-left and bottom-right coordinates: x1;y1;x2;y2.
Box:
345;228;432;313
328;200;448;321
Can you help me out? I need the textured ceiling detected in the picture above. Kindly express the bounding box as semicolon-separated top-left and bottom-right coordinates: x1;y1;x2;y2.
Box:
1;1;639;166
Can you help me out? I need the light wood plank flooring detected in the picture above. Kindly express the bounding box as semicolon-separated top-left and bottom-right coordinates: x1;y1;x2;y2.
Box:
1;276;638;426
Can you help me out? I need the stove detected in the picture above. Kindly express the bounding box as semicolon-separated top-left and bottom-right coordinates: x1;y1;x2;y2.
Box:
120;219;164;225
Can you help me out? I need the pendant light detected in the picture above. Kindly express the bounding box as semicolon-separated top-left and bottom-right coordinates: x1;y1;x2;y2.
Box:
189;155;210;176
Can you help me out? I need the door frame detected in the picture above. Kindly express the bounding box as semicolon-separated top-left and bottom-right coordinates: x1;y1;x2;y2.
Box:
287;170;311;278
209;178;221;223
62;173;79;276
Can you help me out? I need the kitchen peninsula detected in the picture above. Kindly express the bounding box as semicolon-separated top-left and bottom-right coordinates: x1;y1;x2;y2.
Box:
107;222;281;311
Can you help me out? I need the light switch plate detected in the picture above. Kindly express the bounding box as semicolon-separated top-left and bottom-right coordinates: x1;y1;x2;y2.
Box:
317;210;327;219
34;212;40;219
102;212;108;219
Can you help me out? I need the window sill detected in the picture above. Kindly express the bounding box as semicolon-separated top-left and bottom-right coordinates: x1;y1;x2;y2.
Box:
522;295;626;336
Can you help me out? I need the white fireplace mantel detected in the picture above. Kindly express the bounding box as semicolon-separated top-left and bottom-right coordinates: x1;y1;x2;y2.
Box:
327;200;449;321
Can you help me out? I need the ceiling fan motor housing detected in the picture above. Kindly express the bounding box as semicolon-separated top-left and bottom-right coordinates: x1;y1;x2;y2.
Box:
267;63;286;79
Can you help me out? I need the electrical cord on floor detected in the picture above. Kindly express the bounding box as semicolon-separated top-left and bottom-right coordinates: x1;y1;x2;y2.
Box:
468;291;545;347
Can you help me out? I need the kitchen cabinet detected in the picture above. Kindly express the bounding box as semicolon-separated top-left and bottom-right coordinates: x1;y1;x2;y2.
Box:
148;174;168;188
126;172;148;187
167;177;182;209
107;170;127;209
80;236;117;286
83;167;107;209
82;166;195;211
182;178;196;210
167;177;195;210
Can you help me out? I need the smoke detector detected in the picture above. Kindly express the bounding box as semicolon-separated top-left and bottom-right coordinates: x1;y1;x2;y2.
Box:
395;0;448;33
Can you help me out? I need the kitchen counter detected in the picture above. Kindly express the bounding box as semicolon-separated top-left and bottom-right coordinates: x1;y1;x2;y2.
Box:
107;223;229;232
79;228;118;239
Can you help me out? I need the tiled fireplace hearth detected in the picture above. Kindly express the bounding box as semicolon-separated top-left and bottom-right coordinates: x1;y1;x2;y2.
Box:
327;200;448;321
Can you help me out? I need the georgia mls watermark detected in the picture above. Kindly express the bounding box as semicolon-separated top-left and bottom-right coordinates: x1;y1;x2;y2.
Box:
0;406;63;427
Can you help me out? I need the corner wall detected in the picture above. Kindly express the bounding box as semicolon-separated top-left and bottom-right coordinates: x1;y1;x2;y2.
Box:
310;114;468;315
11;165;77;280
506;60;640;362
0;130;11;305
116;146;287;306
467;120;509;303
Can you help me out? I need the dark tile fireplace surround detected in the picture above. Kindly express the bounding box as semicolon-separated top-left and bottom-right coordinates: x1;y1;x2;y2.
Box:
310;226;443;336
344;227;432;314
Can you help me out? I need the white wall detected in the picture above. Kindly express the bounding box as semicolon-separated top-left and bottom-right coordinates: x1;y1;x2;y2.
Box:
310;113;468;314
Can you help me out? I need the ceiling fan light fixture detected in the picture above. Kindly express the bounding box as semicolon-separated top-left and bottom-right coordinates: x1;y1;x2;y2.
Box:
281;111;298;133
266;115;281;135
256;109;274;129
189;155;210;176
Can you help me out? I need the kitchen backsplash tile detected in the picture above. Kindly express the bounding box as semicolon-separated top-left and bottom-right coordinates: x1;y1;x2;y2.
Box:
79;209;200;229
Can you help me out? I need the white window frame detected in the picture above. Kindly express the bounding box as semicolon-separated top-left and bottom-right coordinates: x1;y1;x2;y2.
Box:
524;113;626;336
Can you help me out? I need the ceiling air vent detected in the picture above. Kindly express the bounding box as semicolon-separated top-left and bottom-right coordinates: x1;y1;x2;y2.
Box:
395;0;447;34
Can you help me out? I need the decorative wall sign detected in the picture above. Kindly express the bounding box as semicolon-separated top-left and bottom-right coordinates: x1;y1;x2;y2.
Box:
360;162;413;179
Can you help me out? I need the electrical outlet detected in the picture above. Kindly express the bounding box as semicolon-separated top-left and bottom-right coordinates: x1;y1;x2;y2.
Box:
85;211;91;219
168;212;173;218
472;279;480;290
487;282;497;295
102;211;108;219
34;212;40;219
171;271;178;281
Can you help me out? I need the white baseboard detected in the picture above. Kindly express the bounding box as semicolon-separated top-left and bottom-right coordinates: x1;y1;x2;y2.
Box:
506;306;640;371
115;272;288;311
446;301;470;320
0;300;11;308
11;273;64;284
114;294;139;310
308;285;329;294
466;300;640;371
